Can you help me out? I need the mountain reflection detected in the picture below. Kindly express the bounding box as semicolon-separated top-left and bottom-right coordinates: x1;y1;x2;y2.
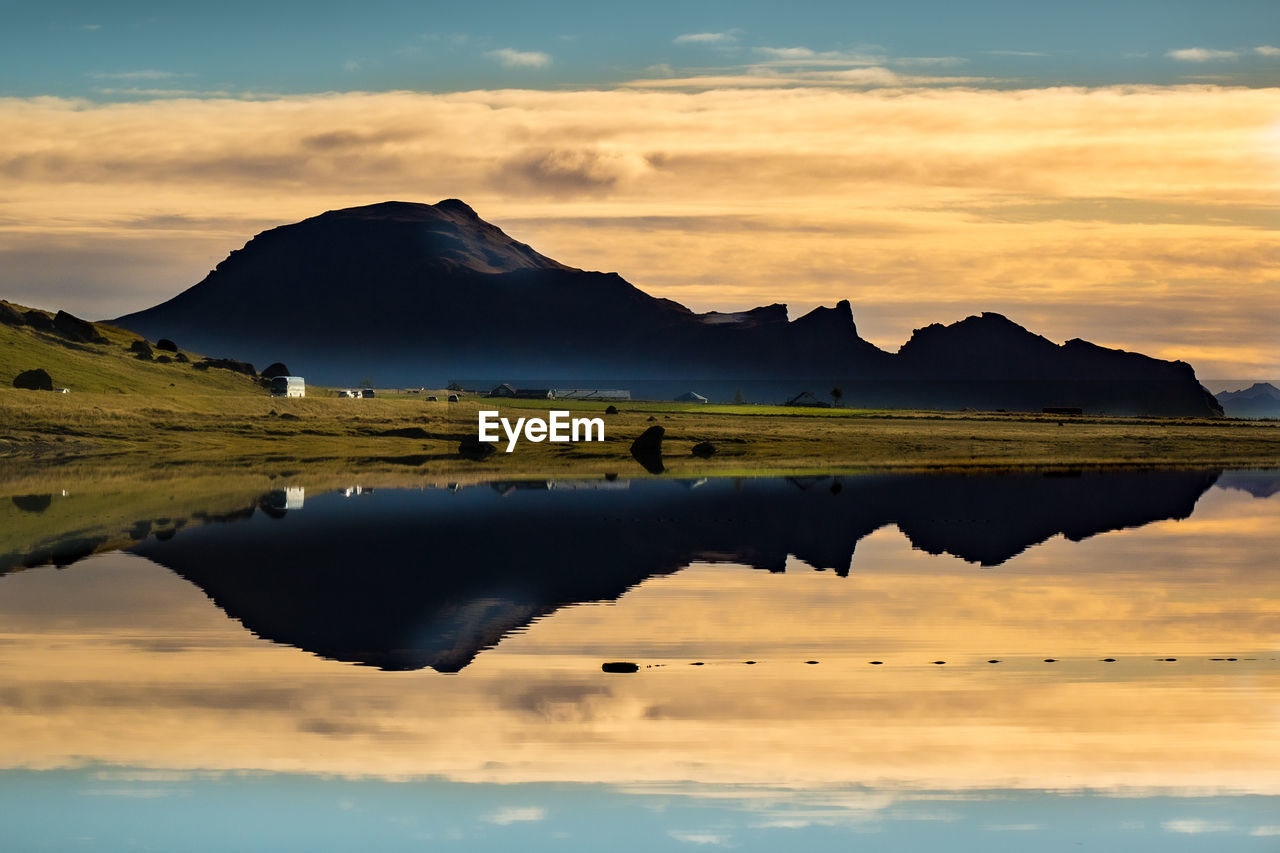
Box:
115;469;1223;672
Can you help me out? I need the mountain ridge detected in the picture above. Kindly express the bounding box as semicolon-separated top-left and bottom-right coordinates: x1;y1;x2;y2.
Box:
1215;382;1280;418
112;200;1222;416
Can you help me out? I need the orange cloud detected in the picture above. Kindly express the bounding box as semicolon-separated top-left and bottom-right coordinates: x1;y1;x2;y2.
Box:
0;84;1275;374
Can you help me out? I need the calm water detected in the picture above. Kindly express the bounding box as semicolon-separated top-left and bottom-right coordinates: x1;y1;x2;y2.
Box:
1;470;1277;850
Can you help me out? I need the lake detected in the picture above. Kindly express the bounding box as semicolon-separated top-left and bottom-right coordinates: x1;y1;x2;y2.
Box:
1;469;1277;851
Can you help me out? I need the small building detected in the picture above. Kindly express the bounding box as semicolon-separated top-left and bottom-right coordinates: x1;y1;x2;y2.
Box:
785;391;830;408
265;487;305;511
551;388;631;401
269;376;305;398
674;391;709;403
489;384;554;399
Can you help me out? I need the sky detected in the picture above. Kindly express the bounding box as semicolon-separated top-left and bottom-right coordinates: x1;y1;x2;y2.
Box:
1;1;1278;377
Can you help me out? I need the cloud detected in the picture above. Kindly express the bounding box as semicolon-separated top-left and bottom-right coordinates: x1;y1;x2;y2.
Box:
982;50;1048;57
0;84;1276;375
1255;46;1280;57
342;59;361;72
91;88;232;97
668;830;732;846
1162;819;1233;833
674;32;737;45
825;67;900;86
485;806;547;825
486;48;551;69
1167;48;1239;62
89;70;182;80
752;46;887;67
496;147;653;196
1252;826;1280;836
893;56;967;68
299;128;420;151
757;46;815;60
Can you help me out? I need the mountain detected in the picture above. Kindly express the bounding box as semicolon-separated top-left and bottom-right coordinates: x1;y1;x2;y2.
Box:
112;200;1221;416
1215;382;1280;418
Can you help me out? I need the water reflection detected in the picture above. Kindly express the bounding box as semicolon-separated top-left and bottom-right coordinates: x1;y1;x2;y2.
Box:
10;493;52;513
94;468;1224;671
0;471;1277;849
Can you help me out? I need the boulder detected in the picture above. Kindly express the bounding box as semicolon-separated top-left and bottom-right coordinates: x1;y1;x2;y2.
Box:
691;441;717;458
128;339;153;359
156;338;178;352
0;302;24;326
22;310;54;331
458;435;495;460
195;357;256;375
12;368;53;391
605;405;619;414
53;311;106;344
629;425;665;474
261;362;292;378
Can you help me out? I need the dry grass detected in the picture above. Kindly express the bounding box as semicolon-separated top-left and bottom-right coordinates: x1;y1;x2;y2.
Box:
2;389;1277;489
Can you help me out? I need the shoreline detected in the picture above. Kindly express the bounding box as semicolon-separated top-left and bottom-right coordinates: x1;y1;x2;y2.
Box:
1;389;1277;487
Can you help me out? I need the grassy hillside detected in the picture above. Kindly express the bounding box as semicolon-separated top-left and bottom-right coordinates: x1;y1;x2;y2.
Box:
1;299;1277;487
1;300;263;396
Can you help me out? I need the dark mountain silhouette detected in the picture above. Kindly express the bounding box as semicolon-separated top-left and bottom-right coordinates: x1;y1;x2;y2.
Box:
112;200;1220;415
111;470;1220;671
1215;382;1280;418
